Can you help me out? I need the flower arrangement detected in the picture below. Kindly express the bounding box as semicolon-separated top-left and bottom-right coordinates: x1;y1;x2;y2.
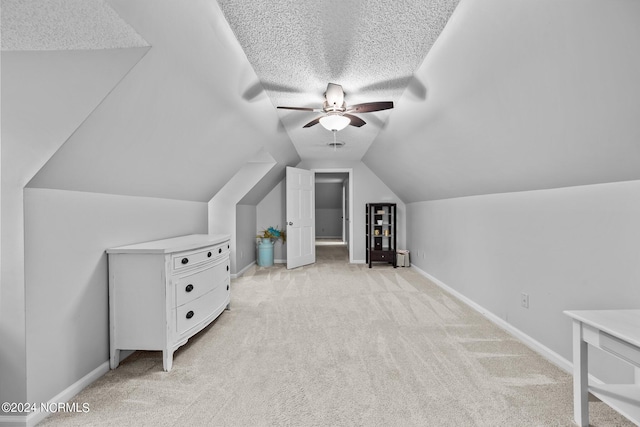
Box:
257;226;286;243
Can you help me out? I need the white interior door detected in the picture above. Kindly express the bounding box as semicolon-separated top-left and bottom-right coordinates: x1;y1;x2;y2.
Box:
286;166;315;269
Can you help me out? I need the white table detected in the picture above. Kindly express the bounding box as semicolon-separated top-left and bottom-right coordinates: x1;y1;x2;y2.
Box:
564;309;640;426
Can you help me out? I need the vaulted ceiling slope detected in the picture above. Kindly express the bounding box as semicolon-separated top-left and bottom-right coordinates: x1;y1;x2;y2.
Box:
2;0;151;191
7;0;639;206
364;0;640;202
217;0;460;162
9;0;299;202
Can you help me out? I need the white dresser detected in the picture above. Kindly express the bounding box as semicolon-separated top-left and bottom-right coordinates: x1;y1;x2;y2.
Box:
107;234;231;371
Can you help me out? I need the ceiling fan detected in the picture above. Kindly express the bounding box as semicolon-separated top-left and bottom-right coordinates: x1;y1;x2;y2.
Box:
277;83;393;131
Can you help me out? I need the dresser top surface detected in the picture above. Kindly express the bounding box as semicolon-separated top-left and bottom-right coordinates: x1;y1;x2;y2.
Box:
107;234;230;254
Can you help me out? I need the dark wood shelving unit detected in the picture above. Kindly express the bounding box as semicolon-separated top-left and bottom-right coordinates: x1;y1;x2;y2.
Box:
365;203;397;268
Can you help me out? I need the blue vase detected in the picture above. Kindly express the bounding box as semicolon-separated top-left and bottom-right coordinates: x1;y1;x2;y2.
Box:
257;238;274;267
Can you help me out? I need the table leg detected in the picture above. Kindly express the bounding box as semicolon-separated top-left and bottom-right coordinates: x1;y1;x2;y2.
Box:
572;320;589;427
162;349;174;372
109;348;120;370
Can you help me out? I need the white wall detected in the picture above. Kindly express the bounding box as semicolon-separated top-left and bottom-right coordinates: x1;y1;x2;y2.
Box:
310;161;405;262
316;182;343;238
256;181;288;262
407;180;640;382
24;188;207;405
1;48;148;410
235;204;257;274
316;209;342;238
298;160;405;262
208;159;276;274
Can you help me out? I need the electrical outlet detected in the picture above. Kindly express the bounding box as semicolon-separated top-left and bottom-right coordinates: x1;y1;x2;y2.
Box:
521;293;529;309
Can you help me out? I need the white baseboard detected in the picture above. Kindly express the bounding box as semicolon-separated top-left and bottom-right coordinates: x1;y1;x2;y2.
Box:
233;260;284;274
410;265;573;374
232;261;255;278
0;362;110;427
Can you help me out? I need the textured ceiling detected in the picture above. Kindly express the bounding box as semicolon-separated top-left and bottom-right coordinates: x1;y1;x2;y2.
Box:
0;0;148;50
10;0;637;205
217;0;460;161
5;0;639;206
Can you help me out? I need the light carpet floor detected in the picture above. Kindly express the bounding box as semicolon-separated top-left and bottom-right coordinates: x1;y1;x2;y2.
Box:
41;244;633;426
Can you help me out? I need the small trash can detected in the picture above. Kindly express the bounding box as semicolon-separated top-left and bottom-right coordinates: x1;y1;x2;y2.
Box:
397;250;410;267
257;238;274;267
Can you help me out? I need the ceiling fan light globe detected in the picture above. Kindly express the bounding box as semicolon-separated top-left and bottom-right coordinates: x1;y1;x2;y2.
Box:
319;115;350;131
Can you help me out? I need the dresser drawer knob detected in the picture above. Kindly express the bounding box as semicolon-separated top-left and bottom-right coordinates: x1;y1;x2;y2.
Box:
226;284;229;291
207;251;212;257
226;265;229;271
185;284;194;292
186;311;194;319
218;248;222;254
181;258;189;265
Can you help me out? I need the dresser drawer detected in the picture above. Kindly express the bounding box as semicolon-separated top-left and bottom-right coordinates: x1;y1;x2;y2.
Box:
172;242;229;271
174;255;229;306
176;290;218;335
174;264;216;307
214;276;231;309
211;256;230;290
370;250;395;262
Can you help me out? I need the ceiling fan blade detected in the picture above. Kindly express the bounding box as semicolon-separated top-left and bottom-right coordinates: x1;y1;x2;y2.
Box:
325;83;345;108
302;117;323;128
277;106;322;112
344;113;366;128
347;101;394;114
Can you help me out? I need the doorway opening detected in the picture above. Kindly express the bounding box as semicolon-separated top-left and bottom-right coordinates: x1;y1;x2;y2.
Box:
313;169;353;263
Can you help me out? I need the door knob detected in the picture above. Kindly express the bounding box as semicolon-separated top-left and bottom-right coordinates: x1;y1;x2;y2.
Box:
288;221;293;225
